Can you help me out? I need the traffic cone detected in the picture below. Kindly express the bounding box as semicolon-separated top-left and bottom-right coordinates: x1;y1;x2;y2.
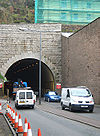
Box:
7;105;10;119
0;103;2;110
10;108;13;123
27;123;32;136
38;128;42;136
12;109;15;125
14;112;18;130
6;104;9;117
17;114;23;133
9;107;12;121
23;118;28;136
0;103;2;114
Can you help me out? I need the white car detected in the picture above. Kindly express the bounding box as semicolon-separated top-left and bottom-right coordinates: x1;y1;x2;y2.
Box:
61;87;94;112
15;89;36;109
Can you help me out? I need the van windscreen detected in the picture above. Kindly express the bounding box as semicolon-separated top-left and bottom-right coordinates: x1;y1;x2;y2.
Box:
26;92;32;99
19;92;25;99
71;89;91;97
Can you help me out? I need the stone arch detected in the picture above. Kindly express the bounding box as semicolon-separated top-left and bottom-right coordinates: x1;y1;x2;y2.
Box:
1;52;58;80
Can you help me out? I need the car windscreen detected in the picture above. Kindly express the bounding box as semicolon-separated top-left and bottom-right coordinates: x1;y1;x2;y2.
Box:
26;92;32;99
71;89;91;97
19;92;25;99
49;92;57;95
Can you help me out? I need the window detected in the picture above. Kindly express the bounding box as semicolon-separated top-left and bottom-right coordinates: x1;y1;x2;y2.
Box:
61;13;66;20
19;92;25;99
26;92;32;99
87;14;91;20
74;14;78;20
49;92;56;95
61;0;67;8
71;89;91;97
67;89;70;97
87;2;91;8
74;1;78;8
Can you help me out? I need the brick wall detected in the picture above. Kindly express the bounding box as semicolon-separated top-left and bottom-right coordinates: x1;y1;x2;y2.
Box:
62;18;100;104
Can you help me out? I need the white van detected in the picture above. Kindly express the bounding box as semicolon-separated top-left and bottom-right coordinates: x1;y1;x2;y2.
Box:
61;87;94;112
15;89;36;109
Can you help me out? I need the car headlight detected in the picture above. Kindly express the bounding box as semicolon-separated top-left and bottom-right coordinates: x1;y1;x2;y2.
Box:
50;96;54;99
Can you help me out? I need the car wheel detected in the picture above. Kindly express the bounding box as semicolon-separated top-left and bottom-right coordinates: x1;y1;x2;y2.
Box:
44;97;46;101
89;109;93;113
48;98;50;102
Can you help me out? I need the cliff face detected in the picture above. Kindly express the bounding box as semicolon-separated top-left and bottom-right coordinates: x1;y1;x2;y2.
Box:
0;0;34;24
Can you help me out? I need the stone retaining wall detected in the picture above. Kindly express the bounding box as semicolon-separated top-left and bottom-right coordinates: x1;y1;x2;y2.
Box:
62;18;100;104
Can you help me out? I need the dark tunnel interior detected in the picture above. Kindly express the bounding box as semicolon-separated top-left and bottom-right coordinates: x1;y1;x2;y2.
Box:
5;58;55;96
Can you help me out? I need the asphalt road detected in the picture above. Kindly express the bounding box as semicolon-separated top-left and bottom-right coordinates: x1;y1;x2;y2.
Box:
42;101;100;121
7;100;100;136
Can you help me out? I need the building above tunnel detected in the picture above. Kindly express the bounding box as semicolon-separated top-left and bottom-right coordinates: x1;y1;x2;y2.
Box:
35;0;100;25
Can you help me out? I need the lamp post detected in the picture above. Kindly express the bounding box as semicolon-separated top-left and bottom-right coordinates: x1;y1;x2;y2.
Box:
19;28;56;105
39;31;41;105
19;28;42;105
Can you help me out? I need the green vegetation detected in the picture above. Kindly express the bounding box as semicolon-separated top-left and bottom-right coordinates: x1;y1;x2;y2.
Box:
0;73;7;81
0;0;35;24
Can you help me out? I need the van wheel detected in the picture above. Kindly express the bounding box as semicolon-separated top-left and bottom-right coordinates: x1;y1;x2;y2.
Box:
32;105;34;109
69;104;73;112
15;104;19;109
62;104;65;110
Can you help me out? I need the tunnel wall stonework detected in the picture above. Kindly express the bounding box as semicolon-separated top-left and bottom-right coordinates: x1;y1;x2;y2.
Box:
62;18;100;104
0;24;62;87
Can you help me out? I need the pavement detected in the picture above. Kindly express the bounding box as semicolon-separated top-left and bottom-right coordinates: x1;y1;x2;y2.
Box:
36;100;100;129
0;99;14;136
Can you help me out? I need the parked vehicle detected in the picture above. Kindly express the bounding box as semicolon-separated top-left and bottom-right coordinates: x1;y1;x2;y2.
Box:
61;87;94;112
44;91;61;102
15;89;36;109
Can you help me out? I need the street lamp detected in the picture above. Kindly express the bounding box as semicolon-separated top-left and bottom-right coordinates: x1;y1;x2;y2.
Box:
19;28;57;105
39;31;41;105
19;28;42;105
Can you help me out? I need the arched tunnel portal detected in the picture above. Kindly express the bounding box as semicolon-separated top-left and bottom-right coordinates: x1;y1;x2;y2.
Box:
5;58;55;97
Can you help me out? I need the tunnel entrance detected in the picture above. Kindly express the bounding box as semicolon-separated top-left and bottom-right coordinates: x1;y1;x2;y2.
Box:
5;58;55;96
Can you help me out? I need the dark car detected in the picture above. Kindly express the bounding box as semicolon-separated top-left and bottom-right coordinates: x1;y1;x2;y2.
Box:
44;91;61;102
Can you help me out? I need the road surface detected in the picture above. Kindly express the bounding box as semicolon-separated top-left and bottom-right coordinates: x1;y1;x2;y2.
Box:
8;100;100;136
